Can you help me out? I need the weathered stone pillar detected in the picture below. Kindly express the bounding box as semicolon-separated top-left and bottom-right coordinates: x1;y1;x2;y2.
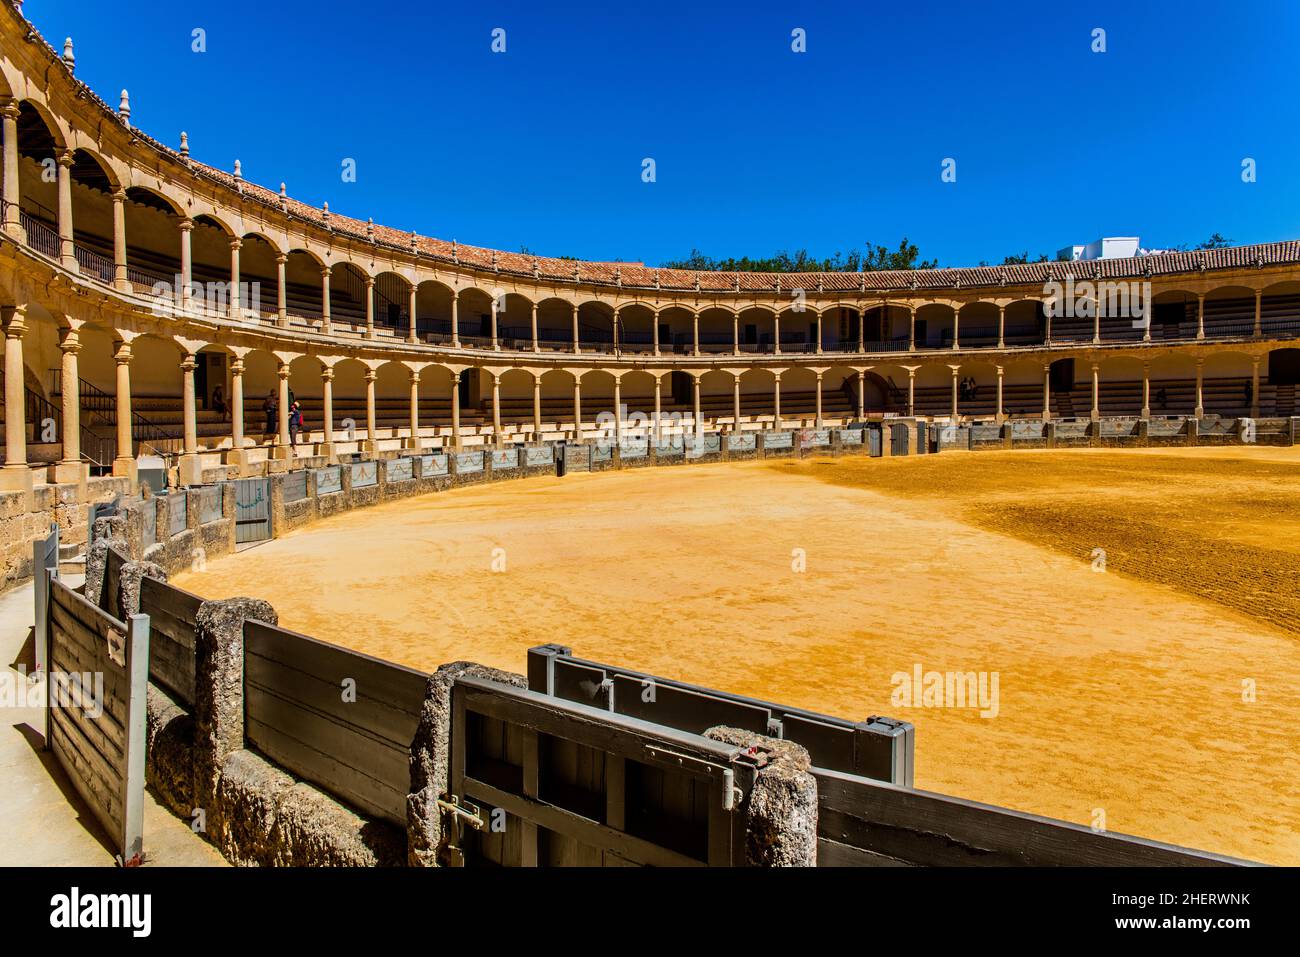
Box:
112;189;128;290
652;307;661;356
490;372;503;447
1;99;24;240
179;218;194;308
407;369;423;450
363;368;377;453
532;374;542;440
653;373;663;442
814;371;824;428
53;326;86;484
277;361;292;452
952;308;960;350
573;372;583;439
0;306;29;492
1042;363;1052;422
613;373;624;445
1196;294;1205;340
1250;356;1261;418
450;293;461;348
276;253;288;325
773;312;781;355
856;370;866;420
319;366;335;456
815;311;823;355
773;372;782;428
228;238;242;319
57;149;77;269
1141;362;1151;419
179;352;202;484
113;340;136;478
226;357;246;469
364;275;375;338
908;306;916;351
692;373;702;435
408;285;419;344
1091;362;1101;422
1253;290;1262;338
997;304;1005;348
950;365;960;421
490;296;499;351
995;365;1005;424
530;302;539;352
320;266;332;334
731;373;741;433
450;372;462;450
1194;358;1204;417
732;312;740;355
692;311;701;357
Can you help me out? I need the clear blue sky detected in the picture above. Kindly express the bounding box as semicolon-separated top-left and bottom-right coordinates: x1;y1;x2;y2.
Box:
29;0;1300;267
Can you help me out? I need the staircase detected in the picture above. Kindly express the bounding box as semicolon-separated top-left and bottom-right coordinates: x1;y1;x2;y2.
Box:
1055;392;1077;418
1276;384;1296;416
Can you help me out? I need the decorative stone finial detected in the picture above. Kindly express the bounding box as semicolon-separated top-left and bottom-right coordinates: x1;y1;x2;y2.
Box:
179;131;189;158
452;240;458;263
118;89;131;127
410;230;419;251
491;250;498;270
233;159;242;181
322;201;330;226
62;38;75;73
533;258;539;279
654;268;660;290
278;182;287;211
366;217;374;239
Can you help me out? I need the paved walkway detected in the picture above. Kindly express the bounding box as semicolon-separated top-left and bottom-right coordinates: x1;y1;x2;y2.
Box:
0;577;225;866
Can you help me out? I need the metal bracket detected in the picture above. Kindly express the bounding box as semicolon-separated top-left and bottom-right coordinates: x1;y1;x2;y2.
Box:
437;794;485;831
644;745;747;811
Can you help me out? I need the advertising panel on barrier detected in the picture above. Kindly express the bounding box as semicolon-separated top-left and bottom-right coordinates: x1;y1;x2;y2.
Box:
764;430;794;449
837;429;862;445
315;466;343;495
728;433;757;452
619;438;649;459
491;449;519;470
592;443;613;462
799;428;830;448
421;453;449;476
524;446;554;468
455;451;484;473
199;485;224;524
655;437;685;456
387;457;414;483
169;492;188;535
351;461;378;488
284;470;309;501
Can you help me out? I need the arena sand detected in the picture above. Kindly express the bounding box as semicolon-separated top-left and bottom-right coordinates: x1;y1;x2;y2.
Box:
174;446;1300;864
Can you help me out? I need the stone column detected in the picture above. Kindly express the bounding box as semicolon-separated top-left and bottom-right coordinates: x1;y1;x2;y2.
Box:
0;307;29;491
320;367;335;454
408;285;419;344
856;370;866;420
950;366;959;421
490;296;500;351
1141;362;1151;418
773;373;782;428
692;373;702;435
1253;290;1262;338
907;368;916;416
363;369;377;453
179;218;194;308
364;276;376;338
530;303;539;352
997;304;1006;348
732;313;740;355
1042;363;1052;422
815;311;823;355
652;308;661;356
731;373;741;433
572;373;583;439
814;372;824;427
532;374;542;439
57;149;77;269
53;327;85;484
692;311;700;357
995;365;1005;423
276;253;288;325
774;312;781;355
1196;295;1205;340
1;100;22;239
275;362;292;455
320;266;332;334
112;189;128;290
1090;363;1100;422
113;340;135;478
613;374;623;445
653;373;663;441
908;307;916;351
952;309;960;350
451;293;461;348
612;309;621;354
490;372;502;446
1250;356;1261;418
407;369;422;449
1194;358;1204;417
857;309;865;353
179;353;202;484
228;238;242;318
227;358;246;467
450;373;462;450
571;302;579;355
1092;298;1101;344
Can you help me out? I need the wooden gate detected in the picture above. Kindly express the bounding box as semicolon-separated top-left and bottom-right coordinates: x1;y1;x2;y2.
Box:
868;424;883;457
445;674;756;866
891;422;911;455
233;477;271;543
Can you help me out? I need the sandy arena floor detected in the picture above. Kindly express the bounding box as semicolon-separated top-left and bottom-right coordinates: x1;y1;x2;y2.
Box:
174;446;1300;864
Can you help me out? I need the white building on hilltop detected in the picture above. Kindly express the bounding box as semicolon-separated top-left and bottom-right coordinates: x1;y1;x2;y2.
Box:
1056;237;1166;261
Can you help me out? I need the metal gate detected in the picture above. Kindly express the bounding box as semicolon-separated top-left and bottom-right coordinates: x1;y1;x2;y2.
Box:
444;674;753;867
233;477;271;543
890;423;910;455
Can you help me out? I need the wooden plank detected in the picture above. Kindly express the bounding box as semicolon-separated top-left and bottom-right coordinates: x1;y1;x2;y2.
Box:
814;769;1253;867
51;579;127;644
520;729;539;867
817;836;912;867
462;776;700;867
140;575;202;625
120;613;150;861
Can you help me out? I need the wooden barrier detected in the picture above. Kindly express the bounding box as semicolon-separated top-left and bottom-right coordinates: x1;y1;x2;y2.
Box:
446;674;756;866
43;576;151;863
139;576;202;708
31;525;58;674
813;768;1253;867
242;620;428;825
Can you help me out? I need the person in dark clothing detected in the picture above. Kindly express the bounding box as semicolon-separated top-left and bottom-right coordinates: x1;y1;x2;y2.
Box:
288;401;304;447
211;384;228;420
1244;380;1254;409
263;389;278;442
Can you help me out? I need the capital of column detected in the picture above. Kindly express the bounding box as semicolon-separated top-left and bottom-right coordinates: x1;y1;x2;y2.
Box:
278;363;292;378
275;252;288;265
57;149;74;169
364;369;377;382
179;218;194;233
114;342;132;364
231;358;245;375
111;188;126;204
451;372;461;385
230;237;242;251
180;356;198;373
320;367;334;381
0;99;19;121
58;330;82;354
410;371;421;384
321;265;332;278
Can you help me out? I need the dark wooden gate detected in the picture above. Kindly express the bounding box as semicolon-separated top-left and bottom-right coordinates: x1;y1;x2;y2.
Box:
445;674;756;866
868;424;883;457
233;477;271;543
890;422;910;455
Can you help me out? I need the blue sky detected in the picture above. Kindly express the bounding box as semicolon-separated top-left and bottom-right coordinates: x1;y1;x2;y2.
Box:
30;0;1300;267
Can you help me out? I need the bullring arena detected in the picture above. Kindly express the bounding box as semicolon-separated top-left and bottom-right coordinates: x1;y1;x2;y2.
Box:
0;1;1296;869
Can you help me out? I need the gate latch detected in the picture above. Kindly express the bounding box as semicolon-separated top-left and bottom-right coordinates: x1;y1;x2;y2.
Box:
437;794;486;831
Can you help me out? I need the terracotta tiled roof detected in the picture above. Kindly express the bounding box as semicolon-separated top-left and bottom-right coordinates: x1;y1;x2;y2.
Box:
16;8;1300;295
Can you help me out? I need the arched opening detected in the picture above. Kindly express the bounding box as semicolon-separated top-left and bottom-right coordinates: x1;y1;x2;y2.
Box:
123;187;182;293
239;234;280;321
458;288;495;348
374;272;412;336
1150;289;1199;341
576;301;614;353
415;280;454;342
284;250;325;326
1203;286;1258;338
956;302;999;349
737;307;775;354
1004;299;1046;346
1261;281;1300;338
535;297;574;351
497;293;533;351
329;262;370;334
1267;348;1300;415
915;303;955;350
657;305;694;354
14;102;63;257
67;149;117;282
619;303;657;355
